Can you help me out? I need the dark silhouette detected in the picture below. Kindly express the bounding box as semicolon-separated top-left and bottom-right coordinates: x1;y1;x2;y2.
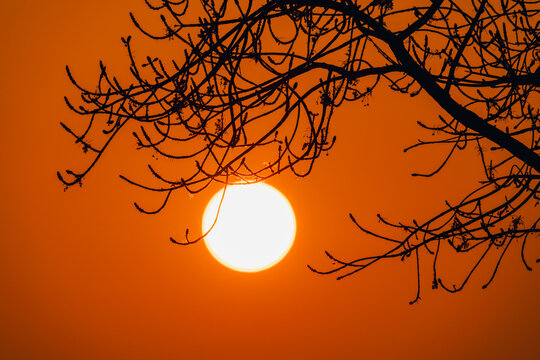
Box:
61;0;539;303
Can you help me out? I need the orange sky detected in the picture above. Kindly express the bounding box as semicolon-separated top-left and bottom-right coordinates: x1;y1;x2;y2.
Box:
1;1;539;359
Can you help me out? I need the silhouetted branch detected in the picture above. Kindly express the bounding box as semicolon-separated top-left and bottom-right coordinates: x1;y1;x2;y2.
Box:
63;0;539;302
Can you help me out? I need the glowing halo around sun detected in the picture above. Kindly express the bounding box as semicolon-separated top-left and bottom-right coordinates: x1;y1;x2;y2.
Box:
202;183;296;272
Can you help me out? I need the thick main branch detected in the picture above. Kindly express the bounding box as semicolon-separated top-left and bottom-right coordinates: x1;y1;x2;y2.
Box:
388;39;540;174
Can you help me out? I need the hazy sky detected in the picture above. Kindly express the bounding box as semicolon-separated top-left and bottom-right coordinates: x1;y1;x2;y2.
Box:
1;1;538;359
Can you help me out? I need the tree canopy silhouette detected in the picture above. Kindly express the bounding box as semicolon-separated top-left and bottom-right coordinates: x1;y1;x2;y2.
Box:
61;0;539;303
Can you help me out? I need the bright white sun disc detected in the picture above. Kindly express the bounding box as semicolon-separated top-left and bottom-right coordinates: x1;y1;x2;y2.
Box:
202;183;296;272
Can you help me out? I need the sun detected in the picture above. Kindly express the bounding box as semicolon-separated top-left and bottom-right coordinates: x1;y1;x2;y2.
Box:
202;183;296;272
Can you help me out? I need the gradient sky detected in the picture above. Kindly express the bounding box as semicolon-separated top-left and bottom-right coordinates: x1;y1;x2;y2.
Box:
1;1;539;359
